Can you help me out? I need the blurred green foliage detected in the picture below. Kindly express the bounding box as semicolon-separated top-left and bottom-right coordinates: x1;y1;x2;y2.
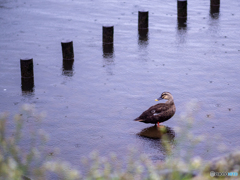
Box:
0;103;207;180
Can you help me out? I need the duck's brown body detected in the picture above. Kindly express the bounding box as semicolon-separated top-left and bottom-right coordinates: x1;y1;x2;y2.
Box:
134;92;176;125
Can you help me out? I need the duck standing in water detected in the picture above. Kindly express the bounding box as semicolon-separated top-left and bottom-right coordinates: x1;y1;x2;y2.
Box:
134;92;176;127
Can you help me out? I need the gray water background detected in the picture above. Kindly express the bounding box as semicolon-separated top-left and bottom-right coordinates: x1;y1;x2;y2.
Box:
0;0;240;172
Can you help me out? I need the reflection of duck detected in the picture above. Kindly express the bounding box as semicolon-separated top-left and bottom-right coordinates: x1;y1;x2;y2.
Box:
134;92;176;126
137;125;175;158
137;125;175;140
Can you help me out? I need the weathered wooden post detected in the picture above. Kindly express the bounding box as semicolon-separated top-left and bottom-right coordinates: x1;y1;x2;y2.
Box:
211;0;220;6
20;58;34;91
210;0;220;18
138;11;149;42
62;59;74;76
138;11;148;30
177;0;187;28
177;0;187;19
102;26;114;55
61;41;74;76
61;41;74;60
103;26;114;44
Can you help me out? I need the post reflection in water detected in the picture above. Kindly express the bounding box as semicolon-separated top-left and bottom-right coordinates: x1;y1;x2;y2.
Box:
210;5;220;19
208;4;220;35
62;59;74;77
138;29;148;47
102;44;115;75
21;78;35;97
103;43;114;57
177;18;187;30
177;18;187;44
137;125;175;159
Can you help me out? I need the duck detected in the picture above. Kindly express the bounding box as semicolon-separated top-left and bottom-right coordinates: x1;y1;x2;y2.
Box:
134;92;176;127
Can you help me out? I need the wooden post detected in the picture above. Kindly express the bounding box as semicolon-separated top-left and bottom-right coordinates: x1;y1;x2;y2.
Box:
61;41;74;60
20;58;34;91
61;41;74;76
102;26;114;55
211;0;220;6
138;11;148;30
177;0;187;19
138;11;149;42
210;0;220;18
102;26;114;44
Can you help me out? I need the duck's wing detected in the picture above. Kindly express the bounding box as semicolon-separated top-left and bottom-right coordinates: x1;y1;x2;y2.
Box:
135;103;170;121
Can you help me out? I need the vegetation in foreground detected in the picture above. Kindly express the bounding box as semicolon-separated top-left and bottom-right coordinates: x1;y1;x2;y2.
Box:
0;102;233;180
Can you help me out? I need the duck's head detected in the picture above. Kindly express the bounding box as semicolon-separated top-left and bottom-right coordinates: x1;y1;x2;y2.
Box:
155;92;173;101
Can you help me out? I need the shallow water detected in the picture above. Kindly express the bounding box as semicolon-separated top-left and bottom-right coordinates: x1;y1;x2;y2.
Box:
0;0;240;172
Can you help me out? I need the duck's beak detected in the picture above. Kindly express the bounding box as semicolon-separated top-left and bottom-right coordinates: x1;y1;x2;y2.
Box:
155;97;163;101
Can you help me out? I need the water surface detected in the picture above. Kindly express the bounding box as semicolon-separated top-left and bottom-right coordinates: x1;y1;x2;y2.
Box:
0;0;240;172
